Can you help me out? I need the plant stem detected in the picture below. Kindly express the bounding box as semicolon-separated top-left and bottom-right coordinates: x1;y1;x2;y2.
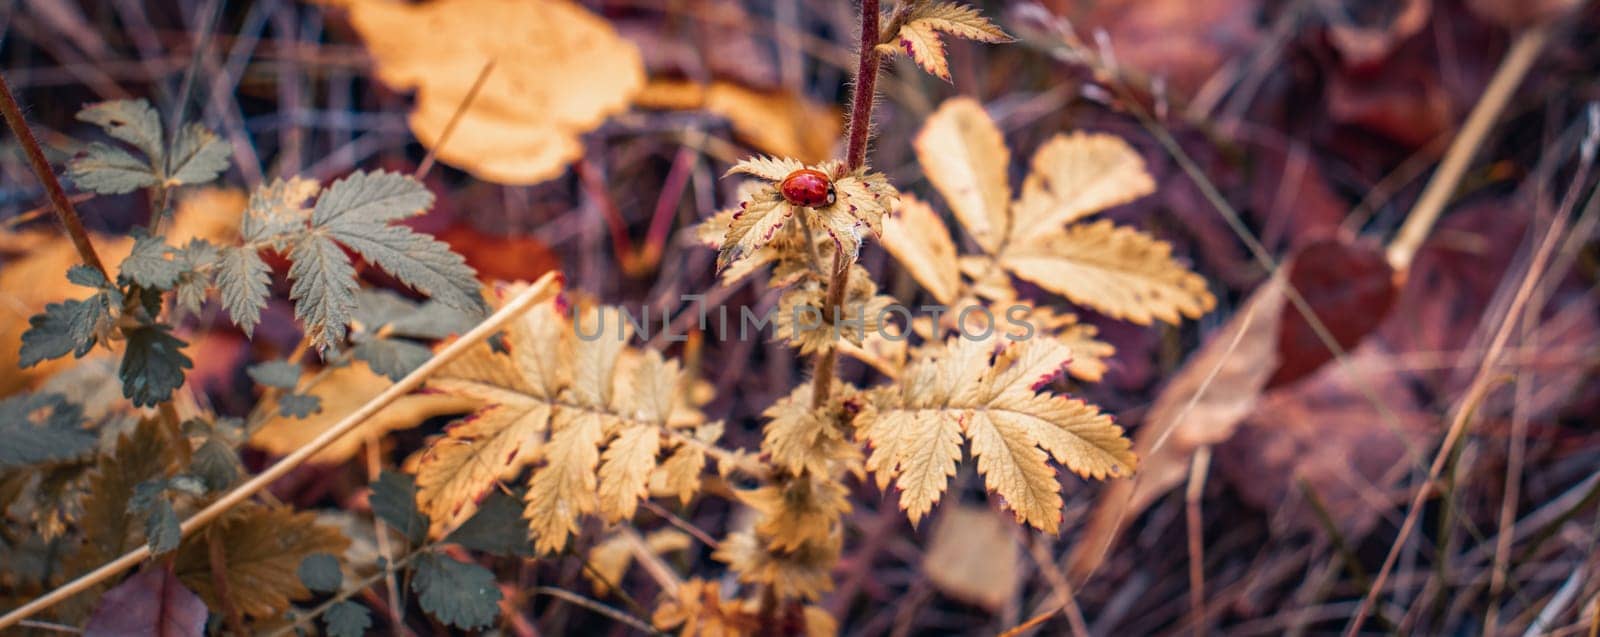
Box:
0;72;108;277
810;0;881;409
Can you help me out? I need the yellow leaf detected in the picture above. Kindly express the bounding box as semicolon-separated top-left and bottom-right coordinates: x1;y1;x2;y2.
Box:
347;0;644;185
1012;132;1155;239
250;362;478;465
922;504;1021;612
1001;220;1215;326
410;401;550;530
879;195;961;304
652;578;761;636
717;191;793;274
713;530;837;602
914;97;1010;253
738;476;851;552
525;410;602;554
858;337;1135;532
761;385;859;478
652;442;707;505
878;2;1010;81
598;425;660;521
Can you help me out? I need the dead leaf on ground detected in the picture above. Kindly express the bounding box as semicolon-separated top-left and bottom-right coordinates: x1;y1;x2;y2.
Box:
1268;237;1397;388
83;567;208;637
346;0;645;185
250;361;479;464
923;504;1021;612
635;78;839;164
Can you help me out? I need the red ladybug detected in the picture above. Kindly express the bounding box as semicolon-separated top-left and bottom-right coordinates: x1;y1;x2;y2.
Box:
779;168;836;208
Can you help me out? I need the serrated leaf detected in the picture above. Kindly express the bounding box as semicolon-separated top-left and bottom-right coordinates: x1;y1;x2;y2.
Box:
217;246;271;336
143;499;181;555
325;601;372;637
190;438;239;491
277;393;322;418
247;360;302;389
858;337;1135;532
297;553;343;592
119;233;183;289
597;425;660;522
119;324;192;407
325;224;482;314
66;142;158;194
446;490;534;557
1011;132;1155;235
19;296;109;367
412;553;502;631
166;122;230;186
77;99;163;163
172;239;219;315
525;412;602;554
72;419;177;581
726;155;804;182
67;263;112;289
0;392;93;469
174;504;350;619
353;338;433;381
879;1;1010;81
83;568;207;637
878;194;961;304
312;170;435;226
717;191;793;273
288;233;358;351
370;470;429;545
1000;220;1214;326
914;98;1010;253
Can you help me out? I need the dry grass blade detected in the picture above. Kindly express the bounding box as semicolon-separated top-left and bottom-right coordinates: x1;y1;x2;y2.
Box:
0;271;563;632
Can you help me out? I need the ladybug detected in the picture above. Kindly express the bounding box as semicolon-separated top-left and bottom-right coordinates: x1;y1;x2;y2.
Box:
779;168;836;208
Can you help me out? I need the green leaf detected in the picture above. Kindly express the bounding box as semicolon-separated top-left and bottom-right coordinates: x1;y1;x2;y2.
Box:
326;224;482;315
353;338;432;381
311;170;434;227
297;553;343;593
19;296;109;367
217;246;271;336
324;601;371;637
288;233;358;352
240;177;317;244
370;470;428;545
77;99;163;162
67;264;112;290
166;122;230;185
172;239;219;315
0;392;93;469
66;142;157;194
191;438;239;491
278;393;322;418
446;490;533;557
354;290;475;340
144;499;181;555
119;234;183;290
119;324;192;407
412;553;502;630
247;360;301;389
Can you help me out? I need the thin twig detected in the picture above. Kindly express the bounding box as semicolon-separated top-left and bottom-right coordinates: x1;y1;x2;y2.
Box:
1186;447;1212;637
1385;25;1552;271
534;586;663;635
0;272;564;631
1343;107;1590;637
414;59;495;180
0;72;108;276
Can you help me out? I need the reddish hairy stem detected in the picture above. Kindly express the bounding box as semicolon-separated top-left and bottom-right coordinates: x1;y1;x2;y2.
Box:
0;72;108;276
810;0;881;409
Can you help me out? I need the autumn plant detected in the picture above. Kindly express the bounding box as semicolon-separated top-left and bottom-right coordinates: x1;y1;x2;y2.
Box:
0;0;1215;634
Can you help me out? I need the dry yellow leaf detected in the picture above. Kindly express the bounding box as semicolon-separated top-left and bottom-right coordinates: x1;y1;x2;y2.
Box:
250;362;478;465
635;79;839;163
859;336;1135;532
879;195;961;304
876;1;1010;81
1001;220;1215;326
347;0;644;185
1011;132;1155;240
914;97;1010;253
584;528;690;594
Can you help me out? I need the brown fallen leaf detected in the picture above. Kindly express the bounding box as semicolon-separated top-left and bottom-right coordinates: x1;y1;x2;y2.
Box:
83;567;208;637
1069;268;1284;579
345;0;644;185
923;504;1022;612
250;361;479;464
635;78;839;164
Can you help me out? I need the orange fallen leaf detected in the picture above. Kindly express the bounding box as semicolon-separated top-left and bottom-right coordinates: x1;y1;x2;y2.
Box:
250;362;479;464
